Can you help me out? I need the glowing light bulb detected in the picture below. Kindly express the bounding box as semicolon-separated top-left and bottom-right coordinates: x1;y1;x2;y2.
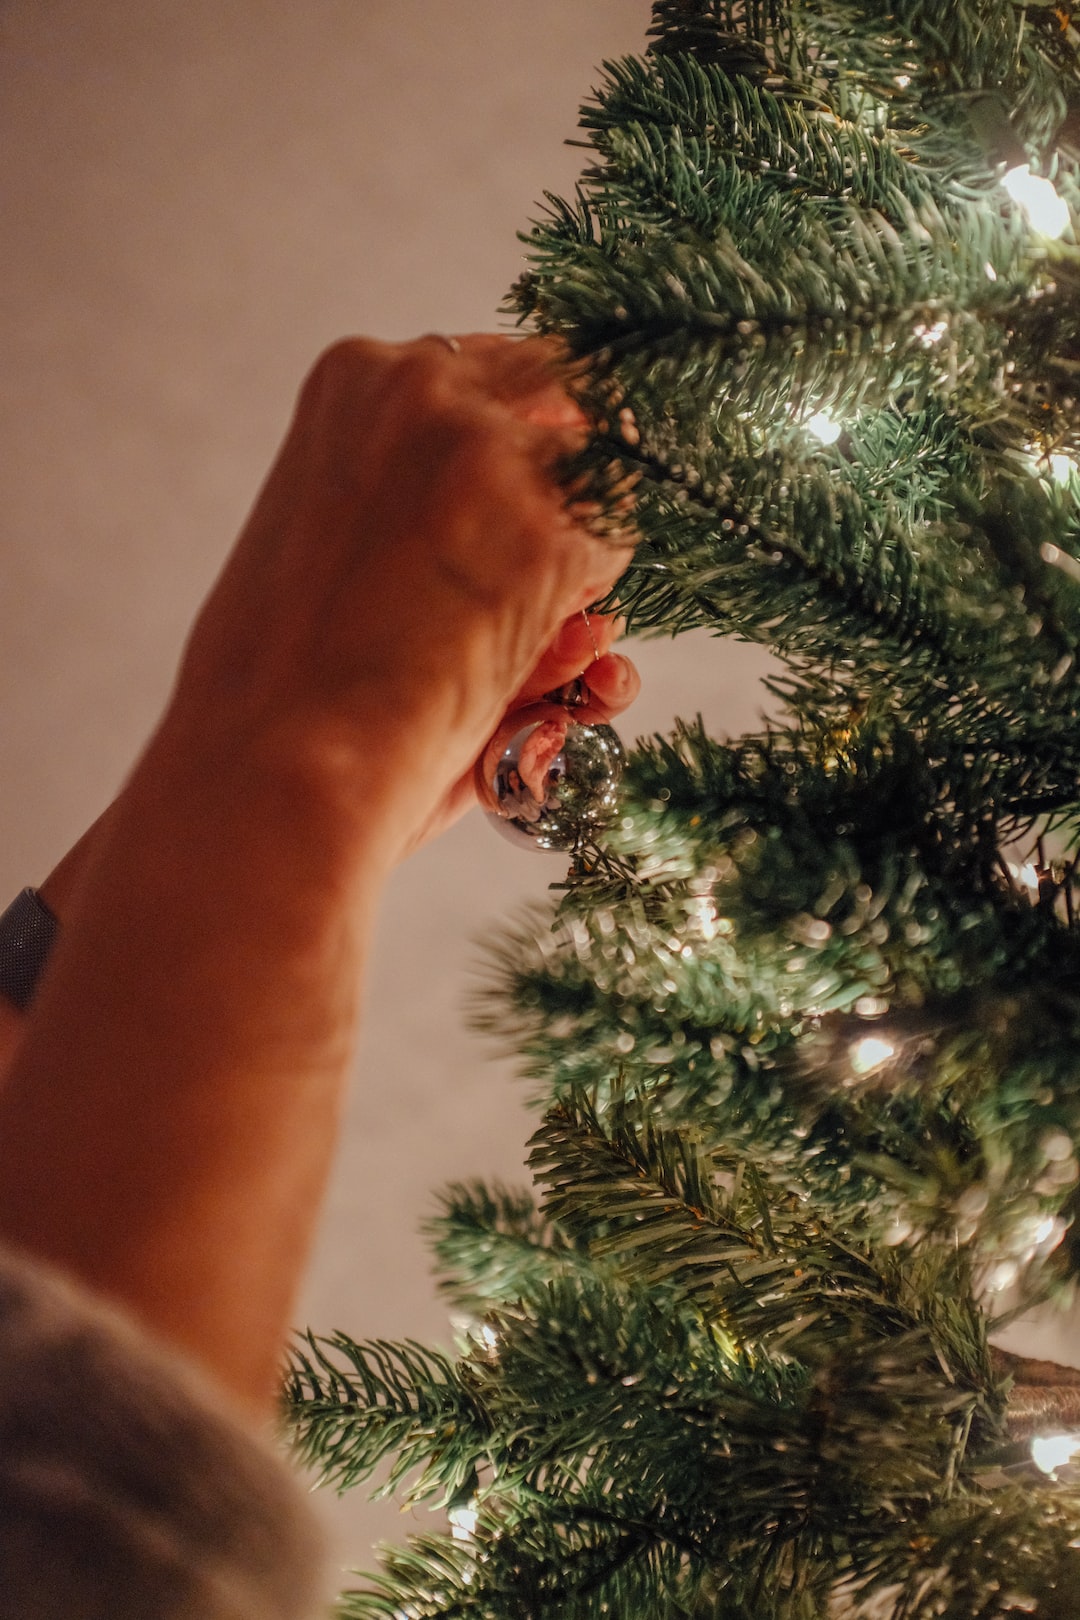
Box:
849;1035;895;1075
1017;862;1040;892
986;1257;1019;1292
914;319;947;347
1001;165;1070;240
449;1505;478;1541
894;73;911;89
805;411;842;445
1032;1432;1080;1475
1048;453;1075;484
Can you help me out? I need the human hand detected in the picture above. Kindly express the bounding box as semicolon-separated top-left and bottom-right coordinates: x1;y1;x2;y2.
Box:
164;333;637;868
0;334;639;1413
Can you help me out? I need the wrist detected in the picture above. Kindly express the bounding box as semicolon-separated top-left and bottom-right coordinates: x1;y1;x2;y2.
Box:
153;672;488;873
141;702;406;882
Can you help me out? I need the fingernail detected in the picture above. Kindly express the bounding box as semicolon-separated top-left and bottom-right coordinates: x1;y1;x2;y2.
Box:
605;652;637;697
587;653;637;709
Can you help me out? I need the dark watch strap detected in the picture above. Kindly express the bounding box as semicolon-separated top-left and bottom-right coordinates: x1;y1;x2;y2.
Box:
0;888;59;1011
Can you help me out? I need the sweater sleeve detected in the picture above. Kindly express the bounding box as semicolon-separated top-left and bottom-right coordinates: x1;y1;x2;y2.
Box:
0;1245;329;1620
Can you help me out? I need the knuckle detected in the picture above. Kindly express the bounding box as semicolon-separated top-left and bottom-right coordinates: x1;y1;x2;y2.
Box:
296;336;385;413
415;395;500;471
389;343;457;413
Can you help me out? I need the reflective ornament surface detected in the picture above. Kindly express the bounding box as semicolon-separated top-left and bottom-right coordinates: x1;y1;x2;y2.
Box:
485;710;625;851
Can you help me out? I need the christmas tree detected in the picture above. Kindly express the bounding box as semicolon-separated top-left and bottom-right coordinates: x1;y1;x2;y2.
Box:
285;2;1080;1613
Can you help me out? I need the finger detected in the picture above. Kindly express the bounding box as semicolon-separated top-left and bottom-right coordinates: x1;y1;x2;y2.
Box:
512;613;621;706
581;652;641;720
399;335;634;581
523;653;639;721
472;644;638;818
398;770;479;859
438;333;589;429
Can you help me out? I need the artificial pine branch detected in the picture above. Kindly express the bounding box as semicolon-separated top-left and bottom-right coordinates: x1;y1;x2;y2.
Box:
283;1333;490;1504
424;1179;592;1314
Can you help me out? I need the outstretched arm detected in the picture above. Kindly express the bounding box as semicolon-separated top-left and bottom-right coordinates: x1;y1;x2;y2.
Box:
0;334;636;1421
0;807;118;1076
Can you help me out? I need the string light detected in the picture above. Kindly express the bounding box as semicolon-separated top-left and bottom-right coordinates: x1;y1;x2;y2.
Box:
913;319;947;347
1000;165;1070;239
1007;860;1041;893
688;894;720;941
1025;449;1077;487
805;410;842;445
986;1258;1019;1292
449;1505;478;1541
849;1035;896;1075
1032;1433;1080;1475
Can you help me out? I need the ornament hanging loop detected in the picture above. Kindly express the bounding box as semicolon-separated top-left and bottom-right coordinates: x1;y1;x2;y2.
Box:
544;676;590;708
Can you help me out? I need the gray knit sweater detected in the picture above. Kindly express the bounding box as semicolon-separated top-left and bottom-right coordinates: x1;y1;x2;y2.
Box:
0;1247;328;1618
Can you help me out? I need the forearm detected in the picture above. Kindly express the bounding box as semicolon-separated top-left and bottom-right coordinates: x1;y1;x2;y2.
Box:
0;1002;20;1080
0;716;389;1418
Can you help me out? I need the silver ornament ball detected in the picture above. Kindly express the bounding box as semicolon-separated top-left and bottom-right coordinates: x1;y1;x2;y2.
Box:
486;714;625;851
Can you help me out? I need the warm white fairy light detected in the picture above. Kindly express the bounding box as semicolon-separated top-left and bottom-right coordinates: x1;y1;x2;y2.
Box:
913;319;947;347
689;894;719;941
449;1505;478;1541
805;410;842;445
451;1314;501;1354
986;1257;1019;1292
1000;165;1070;239
1025;448;1079;487
1032;1433;1080;1475
849;1035;896;1075
1008;860;1041;892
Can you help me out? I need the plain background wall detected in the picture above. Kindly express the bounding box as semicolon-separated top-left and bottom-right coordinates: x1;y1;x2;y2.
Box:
2;0;1074;1581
